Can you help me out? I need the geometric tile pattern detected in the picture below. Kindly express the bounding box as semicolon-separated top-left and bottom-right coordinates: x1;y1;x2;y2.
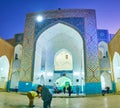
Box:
20;9;100;82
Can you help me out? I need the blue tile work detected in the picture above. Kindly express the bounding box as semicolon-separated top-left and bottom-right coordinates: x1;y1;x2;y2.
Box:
85;82;101;94
72;85;85;94
14;33;24;45
97;29;109;43
31;83;38;91
19;16;35;82
6;80;11;92
20;9;100;94
112;81;116;93
20;9;99;83
34;17;85;40
18;81;32;92
54;70;73;73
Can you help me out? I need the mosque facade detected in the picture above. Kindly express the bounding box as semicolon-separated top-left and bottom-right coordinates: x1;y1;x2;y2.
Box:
0;9;119;94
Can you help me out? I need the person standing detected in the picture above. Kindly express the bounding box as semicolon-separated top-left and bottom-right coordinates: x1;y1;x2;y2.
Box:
76;85;79;95
68;85;71;96
63;86;66;94
38;85;52;108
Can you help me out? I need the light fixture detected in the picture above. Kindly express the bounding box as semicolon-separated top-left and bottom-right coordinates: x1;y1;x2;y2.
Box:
0;67;3;71
36;15;43;22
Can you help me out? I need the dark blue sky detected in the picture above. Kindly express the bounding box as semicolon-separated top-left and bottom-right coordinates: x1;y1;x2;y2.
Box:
0;0;120;39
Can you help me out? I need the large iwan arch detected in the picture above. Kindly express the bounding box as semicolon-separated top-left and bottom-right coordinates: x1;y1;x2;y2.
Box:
33;22;85;90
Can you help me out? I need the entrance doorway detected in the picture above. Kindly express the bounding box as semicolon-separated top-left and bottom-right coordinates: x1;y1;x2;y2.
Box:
33;22;85;89
54;76;72;93
101;72;112;92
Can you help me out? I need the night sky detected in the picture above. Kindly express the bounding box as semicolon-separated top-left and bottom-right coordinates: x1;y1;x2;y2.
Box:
0;0;120;39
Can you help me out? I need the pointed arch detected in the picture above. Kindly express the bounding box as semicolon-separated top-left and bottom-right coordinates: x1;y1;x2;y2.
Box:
113;52;120;82
54;49;73;71
35;21;84;42
55;76;72;87
101;72;112;90
98;41;108;58
14;44;22;60
0;55;10;88
33;22;85;86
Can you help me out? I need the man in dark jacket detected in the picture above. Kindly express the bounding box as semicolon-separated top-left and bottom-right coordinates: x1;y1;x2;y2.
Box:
38;85;52;108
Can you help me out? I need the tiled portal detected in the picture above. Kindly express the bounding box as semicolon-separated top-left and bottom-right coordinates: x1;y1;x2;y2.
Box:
0;92;120;108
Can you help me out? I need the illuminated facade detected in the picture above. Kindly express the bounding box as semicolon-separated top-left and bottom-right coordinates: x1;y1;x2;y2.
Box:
0;38;14;90
0;9;117;94
108;30;120;93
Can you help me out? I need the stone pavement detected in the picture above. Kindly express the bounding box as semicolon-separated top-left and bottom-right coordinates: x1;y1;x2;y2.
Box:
0;92;120;108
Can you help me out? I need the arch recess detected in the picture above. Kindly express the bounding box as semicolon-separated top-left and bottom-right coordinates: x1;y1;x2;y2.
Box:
101;72;112;90
14;44;22;60
113;52;120;83
98;41;108;58
54;49;73;71
33;22;85;86
55;76;72;88
0;55;10;88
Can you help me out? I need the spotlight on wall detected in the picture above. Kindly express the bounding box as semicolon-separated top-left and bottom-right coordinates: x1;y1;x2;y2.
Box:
26;83;29;85
0;67;3;71
73;72;80;76
47;72;53;76
36;15;43;22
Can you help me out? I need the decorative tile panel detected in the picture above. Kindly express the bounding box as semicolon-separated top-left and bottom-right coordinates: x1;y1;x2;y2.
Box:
20;9;100;82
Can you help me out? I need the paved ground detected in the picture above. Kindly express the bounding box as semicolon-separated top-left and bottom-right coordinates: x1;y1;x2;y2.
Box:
0;92;120;108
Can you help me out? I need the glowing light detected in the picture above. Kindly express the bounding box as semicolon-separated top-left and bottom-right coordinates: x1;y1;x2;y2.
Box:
36;15;43;22
81;72;84;75
0;67;3;71
73;72;80;76
47;72;53;76
26;83;29;85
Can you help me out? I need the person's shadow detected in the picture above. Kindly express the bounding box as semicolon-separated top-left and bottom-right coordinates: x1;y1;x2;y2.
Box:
6;104;42;108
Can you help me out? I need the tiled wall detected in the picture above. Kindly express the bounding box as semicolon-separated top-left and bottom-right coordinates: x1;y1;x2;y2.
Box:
20;9;99;84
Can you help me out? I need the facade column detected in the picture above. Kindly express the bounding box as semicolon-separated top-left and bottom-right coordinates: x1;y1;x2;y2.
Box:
19;15;35;91
84;10;100;94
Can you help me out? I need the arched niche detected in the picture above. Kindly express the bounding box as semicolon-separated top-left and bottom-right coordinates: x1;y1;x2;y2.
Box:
113;52;120;83
98;41;108;59
14;44;22;60
101;72;112;90
33;22;85;86
55;76;72;88
0;55;10;88
54;49;73;71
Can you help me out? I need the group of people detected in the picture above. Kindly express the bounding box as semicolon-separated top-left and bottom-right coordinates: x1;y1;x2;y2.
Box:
27;85;52;108
63;85;80;96
27;84;80;107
